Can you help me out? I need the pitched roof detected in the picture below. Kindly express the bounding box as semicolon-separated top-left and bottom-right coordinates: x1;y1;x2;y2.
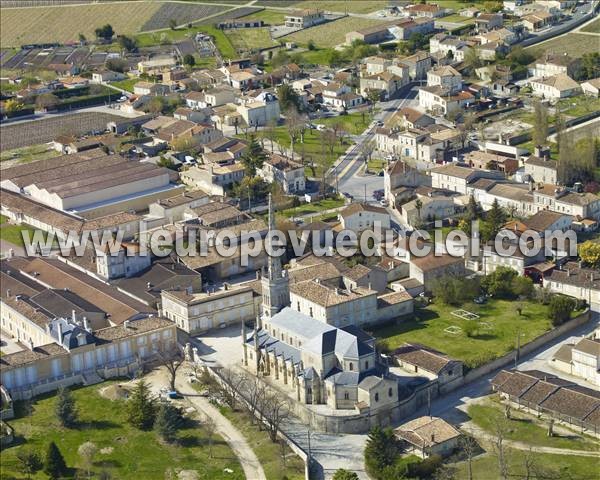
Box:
395;416;461;448
340;202;388;218
393;343;459;374
532;73;580;91
523;210;570;232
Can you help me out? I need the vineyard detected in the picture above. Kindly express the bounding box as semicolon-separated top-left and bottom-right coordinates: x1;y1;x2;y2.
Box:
255;0;387;14
225;27;278;54
0;112;122;151
0;1;229;47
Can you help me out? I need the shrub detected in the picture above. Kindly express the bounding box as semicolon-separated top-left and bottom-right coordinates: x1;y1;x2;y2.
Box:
332;469;359;480
548;295;576;326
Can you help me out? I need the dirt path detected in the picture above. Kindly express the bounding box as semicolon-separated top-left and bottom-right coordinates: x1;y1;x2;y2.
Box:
175;370;267;480
462;422;600;458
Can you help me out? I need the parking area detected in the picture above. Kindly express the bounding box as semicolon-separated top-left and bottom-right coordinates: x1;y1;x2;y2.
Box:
191;325;244;368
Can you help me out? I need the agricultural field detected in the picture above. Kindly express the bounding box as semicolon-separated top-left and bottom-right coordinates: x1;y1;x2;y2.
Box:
140;2;228;31
0;1;228;47
580;16;600;33
225;27;278;54
258;1;388;14
526;33;600;58
0;112;122;151
240;9;287;25
283;16;387;48
0;382;243;479
0;143;61;166
371;299;555;369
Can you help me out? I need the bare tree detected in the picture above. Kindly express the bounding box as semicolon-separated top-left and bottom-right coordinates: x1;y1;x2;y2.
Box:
262;391;291;442
157;346;184;392
264;119;277;153
523;448;537;480
203;416;217;458
459;434;478;480
245;374;268;426
219;368;247;411
360;140;376;163
491;414;510;480
287;110;304;157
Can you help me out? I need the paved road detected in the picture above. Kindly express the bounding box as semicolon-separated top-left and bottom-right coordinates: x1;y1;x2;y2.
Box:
333;86;420;202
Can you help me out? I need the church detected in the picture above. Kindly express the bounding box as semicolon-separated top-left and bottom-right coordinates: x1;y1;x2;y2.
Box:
242;195;399;412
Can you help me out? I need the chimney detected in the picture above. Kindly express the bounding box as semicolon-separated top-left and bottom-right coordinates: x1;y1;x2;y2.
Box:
72;309;77;323
83;316;89;331
123;320;130;330
6;289;10;298
147;282;152;290
334;287;339;295
57;321;63;342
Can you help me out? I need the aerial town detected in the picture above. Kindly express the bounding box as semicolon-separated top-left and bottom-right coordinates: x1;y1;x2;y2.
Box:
0;0;599;479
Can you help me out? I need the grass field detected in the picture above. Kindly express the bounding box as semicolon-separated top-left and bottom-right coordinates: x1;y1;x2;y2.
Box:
371;299;554;369
287;1;388;13
468;399;599;451
278;198;345;218
241;9;287;25
315;111;373;135
580;16;600;33
220;406;305;480
452;447;599;480
110;77;138;93
0;144;61;165
250;125;351;176
526;33;600;58
225;27;277;53
282;16;387;48
1;382;243;479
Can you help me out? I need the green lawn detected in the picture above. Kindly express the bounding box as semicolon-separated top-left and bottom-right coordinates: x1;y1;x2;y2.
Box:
581;16;600;33
0;144;61;164
249;125;351;176
278;197;345;218
225;27;277;53
0;216;42;248
220;406;305;480
315;111;373;136
241;9;287;25
468;399;599;451
110;78;138;93
371;299;554;369
439;14;476;23
556;95;600;119
367;158;386;172
452;448;600;480
295;47;340;66
1;382;243;479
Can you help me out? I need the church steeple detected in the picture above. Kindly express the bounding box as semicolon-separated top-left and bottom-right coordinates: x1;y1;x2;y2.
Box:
261;193;289;318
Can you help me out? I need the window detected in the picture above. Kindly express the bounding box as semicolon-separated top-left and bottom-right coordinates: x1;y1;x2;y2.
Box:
375;393;379;402
448;369;453;376
388;387;393;397
349;362;354;371
307;387;312;395
344;392;349;400
365;361;369;370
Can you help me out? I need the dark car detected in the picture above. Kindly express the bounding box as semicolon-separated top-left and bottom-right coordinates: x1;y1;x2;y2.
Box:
373;189;384;200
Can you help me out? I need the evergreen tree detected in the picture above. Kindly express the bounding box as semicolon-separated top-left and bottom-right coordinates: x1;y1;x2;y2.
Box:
55;386;77;427
16;448;42;479
364;426;400;477
44;442;67;480
154;402;184;443
241;135;266;176
484;199;507;241
126;379;157;430
532;99;548;148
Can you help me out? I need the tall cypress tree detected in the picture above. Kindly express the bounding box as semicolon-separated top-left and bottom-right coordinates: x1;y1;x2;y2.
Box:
55;386;77;427
154;402;184;443
44;442;67;480
126;379;157;430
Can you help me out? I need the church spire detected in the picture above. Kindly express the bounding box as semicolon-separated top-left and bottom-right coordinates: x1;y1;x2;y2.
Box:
266;193;282;281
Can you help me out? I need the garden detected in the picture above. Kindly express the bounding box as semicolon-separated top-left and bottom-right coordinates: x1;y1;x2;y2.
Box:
372;267;584;369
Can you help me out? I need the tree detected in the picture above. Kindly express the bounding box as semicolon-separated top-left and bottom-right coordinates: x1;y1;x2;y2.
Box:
464;46;482;70
16;449;42;479
94;24;114;42
126;379;157;430
482;266;518;299
262;391;291;442
307;39;316;50
364;426;401;478
44;442;67;480
157;347;184;392
277;83;301;113
4;98;24;113
332;469;359;480
580;52;600;80
145;96;166;114
169;18;178;30
154;402;184;443
78;441;98;478
35;93;59;111
241;135;266;175
580;240;600;268
511;275;533;299
183;54;195;68
55;386;77;427
459;435;478;480
415;199;423;223
483;199;507;241
532;99;548;148
106;58;128;73
78;33;87;45
490;415;510;480
117;35;137;53
548;295;575;326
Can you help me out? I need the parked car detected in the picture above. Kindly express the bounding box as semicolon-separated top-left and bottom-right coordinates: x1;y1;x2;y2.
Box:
373;189;384;200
